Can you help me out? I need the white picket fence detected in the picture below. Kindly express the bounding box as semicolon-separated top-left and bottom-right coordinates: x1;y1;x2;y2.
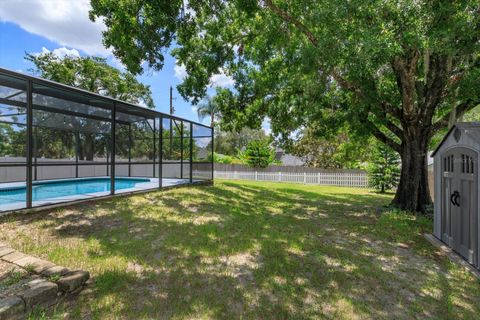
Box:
214;170;369;188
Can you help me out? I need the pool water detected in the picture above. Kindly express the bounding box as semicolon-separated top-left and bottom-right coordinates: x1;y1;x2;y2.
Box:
0;178;150;206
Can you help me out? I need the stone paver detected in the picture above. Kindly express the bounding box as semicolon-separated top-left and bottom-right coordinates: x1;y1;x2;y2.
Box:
21;279;58;310
0;247;15;258
2;251;28;264
41;265;70;277
57;270;90;293
0;296;25;320
14;256;55;274
0;243;90;319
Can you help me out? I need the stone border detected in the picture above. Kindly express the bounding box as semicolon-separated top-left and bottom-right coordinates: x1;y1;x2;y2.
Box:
0;242;89;319
424;233;480;279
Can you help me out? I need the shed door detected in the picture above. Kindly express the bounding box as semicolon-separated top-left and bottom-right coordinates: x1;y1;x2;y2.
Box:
442;148;478;265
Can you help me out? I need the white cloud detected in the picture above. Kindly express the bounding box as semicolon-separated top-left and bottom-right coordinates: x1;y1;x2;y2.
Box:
174;61;234;88
51;47;80;58
210;71;234;88
36;47;80;59
174;64;188;81
191;106;198;113
0;0;109;56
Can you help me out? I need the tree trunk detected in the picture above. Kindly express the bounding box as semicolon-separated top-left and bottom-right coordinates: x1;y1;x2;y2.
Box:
75;132;84;161
392;131;432;213
85;133;95;161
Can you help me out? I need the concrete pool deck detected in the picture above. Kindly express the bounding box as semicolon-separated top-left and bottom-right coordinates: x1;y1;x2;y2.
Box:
0;177;206;213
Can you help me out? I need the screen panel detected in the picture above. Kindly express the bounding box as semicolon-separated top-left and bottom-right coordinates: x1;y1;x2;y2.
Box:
114;104;157;194
0;74;27;212
192;124;213;181
161;117;187;181
30;83;113;207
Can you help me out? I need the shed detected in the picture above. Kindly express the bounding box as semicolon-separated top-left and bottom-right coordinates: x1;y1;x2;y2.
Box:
432;123;480;268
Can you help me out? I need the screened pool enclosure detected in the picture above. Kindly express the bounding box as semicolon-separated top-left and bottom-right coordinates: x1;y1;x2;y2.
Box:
0;68;213;212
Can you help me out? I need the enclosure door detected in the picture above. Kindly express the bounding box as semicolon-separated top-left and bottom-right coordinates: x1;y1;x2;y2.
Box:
442;148;478;265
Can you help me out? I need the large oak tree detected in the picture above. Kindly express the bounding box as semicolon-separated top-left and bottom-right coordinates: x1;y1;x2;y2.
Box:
90;0;480;213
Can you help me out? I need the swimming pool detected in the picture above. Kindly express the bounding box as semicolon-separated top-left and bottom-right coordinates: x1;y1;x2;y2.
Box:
0;177;151;207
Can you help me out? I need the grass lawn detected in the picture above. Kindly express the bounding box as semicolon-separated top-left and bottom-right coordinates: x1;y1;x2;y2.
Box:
1;180;479;319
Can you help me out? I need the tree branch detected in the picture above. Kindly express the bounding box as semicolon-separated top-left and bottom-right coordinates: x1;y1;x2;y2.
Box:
379;101;403;122
391;51;420;120
366;103;403;139
330;69;366;98
262;0;318;47
382;116;403;139
364;118;402;153
422;54;449;122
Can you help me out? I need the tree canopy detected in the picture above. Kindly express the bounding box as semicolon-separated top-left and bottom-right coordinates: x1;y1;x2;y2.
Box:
215;127;269;156
290;124;372;169
90;0;480;212
27;52;154;108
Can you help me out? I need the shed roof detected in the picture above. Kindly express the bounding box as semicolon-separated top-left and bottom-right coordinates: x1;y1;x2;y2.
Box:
431;122;480;157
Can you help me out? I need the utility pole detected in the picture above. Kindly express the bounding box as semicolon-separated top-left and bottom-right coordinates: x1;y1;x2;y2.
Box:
169;86;175;115
169;86;174;158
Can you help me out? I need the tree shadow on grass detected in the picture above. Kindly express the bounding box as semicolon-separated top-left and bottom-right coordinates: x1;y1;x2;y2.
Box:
1;181;479;318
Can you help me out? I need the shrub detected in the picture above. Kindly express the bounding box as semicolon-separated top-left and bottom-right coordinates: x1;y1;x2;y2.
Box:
238;140;275;168
367;144;400;192
213;153;242;164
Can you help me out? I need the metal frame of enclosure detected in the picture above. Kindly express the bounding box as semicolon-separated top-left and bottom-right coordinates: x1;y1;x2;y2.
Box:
0;67;213;213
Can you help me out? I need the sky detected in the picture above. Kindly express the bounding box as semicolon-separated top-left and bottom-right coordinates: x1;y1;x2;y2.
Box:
0;0;238;127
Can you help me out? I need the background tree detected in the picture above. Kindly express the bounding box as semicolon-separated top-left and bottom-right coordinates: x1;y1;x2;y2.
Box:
27;53;154;108
367;144;401;193
291;125;372;169
0;124;26;158
238;139;275;168
430;104;480;147
197;94;220;126
26;52;154;160
215;127;269;156
463;105;480;122
161;123;195;161
115;122;156;161
90;1;480;213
